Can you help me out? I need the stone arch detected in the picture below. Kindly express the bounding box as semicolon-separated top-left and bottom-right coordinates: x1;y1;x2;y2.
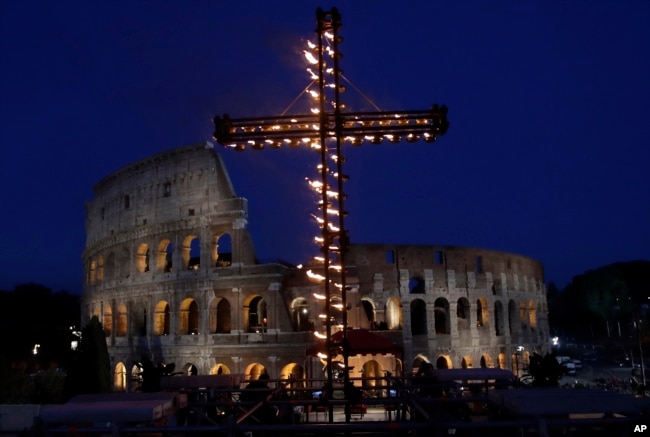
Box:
114;362;127;392
182;235;200;270
385;296;402;330
180;298;199;335
132;302;147;336
519;300;529;330
245;295;267;332
290;297;312;331
436;355;452;369
280;363;305;382
157;239;173;272
361;360;383;393
508;299;519;339
154;300;170;335
245;362;267;380
209;297;232;333
498;353;507;369
456;297;471;331
182;363;198;376
529;300;537;329
410;299;427;335
480;354;494;368
360;298;375;329
461;356;473;368
434;297;450;334
89;259;97;285
103;304;112;337
412;355;430;374
409;277;425;294
210;363;231;375
136;243;150;273
476;297;489;327
116;303;128;336
95;256;104;282
494;301;505;336
212;233;232;267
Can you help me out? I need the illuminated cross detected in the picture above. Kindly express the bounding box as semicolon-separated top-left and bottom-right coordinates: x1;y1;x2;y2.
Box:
213;7;448;421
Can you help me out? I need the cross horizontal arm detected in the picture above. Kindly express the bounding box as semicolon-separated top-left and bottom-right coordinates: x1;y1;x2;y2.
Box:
213;105;449;150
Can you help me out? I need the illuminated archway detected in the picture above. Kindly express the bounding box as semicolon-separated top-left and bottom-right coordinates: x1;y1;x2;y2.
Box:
114;362;127;391
154;300;170;335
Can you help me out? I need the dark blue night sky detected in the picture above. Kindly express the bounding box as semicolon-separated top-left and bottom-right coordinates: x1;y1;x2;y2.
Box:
1;1;648;294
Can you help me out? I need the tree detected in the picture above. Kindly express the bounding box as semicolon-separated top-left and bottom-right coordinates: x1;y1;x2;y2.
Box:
64;316;111;398
527;352;564;388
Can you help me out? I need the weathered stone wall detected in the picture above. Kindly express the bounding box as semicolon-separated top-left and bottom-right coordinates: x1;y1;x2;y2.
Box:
82;143;549;391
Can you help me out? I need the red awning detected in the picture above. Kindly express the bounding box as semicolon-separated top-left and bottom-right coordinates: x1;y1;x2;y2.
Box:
307;329;402;356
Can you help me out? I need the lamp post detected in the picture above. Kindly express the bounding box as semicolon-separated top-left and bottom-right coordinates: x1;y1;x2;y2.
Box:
212;7;449;422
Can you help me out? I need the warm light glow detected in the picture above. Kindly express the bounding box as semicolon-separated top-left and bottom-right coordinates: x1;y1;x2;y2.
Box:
313;293;326;300
307;270;326;281
303;50;318;65
314;332;326;339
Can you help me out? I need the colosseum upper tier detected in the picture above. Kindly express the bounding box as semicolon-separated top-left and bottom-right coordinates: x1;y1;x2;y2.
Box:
82;142;550;391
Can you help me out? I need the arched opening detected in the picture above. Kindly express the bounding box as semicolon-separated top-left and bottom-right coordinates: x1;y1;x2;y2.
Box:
157;240;173;272
210;363;231;375
136;243;150;273
212;233;232;267
180;298;199;335
97;256;104;282
410;299;427;335
210;297;232;333
132;302;147;336
385;296;402;330
360;299;375;329
182;235;200;270
494;301;505;336
508;300;518;339
280;363;305;384
103;305;112;337
291;298;312;331
245;363;267;380
154;301;170;335
436;355;451;369
182;363;198;376
434;298;450;334
361;360;382;394
246;296;267;333
114;362;127;392
89;260;96;285
498;353;507;369
480;354;494;368
456;297;470;331
476;297;488;327
519;301;528;330
529;300;537;329
461;356;473;369
412;356;429;375
116;303;128;336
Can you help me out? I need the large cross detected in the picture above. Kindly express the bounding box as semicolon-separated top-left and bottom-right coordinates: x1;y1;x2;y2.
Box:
213;7;448;421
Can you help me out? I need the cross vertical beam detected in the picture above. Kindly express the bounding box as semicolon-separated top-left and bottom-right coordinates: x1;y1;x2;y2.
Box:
212;7;449;424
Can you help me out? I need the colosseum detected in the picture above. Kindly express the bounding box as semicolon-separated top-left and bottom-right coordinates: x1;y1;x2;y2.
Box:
82;142;550;391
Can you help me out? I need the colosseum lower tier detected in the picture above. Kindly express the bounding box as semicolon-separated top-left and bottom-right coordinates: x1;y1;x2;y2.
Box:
82;142;550;391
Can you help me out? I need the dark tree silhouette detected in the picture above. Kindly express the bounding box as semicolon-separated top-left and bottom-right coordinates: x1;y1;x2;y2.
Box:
64;316;111;398
527;353;565;387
